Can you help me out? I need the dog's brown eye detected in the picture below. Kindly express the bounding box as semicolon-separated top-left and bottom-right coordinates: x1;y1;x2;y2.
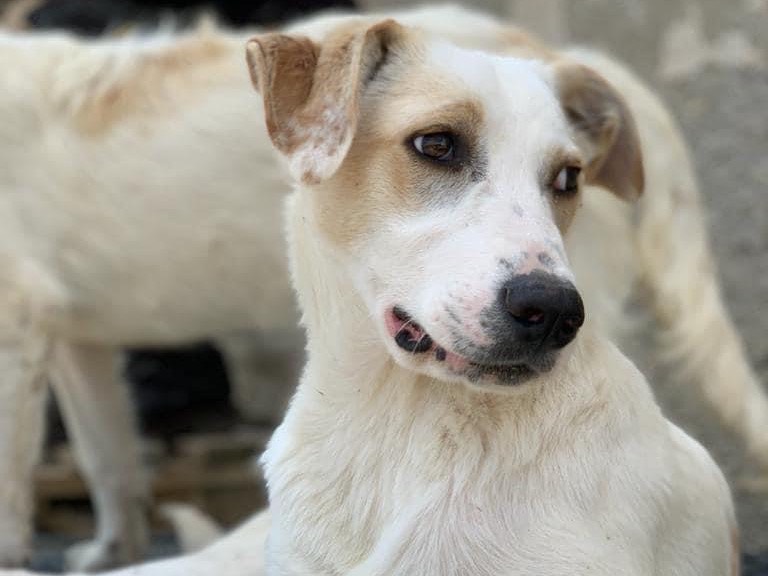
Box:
413;133;455;162
553;166;581;195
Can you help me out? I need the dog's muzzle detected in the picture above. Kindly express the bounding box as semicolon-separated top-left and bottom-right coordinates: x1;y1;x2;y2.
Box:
385;271;584;385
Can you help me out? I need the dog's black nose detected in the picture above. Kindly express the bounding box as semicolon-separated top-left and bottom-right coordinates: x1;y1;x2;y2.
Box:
499;272;584;351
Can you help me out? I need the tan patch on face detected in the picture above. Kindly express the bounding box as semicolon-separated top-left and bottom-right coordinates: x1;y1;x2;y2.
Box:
542;149;583;233
313;132;409;248
316;89;486;249
73;34;233;136
549;191;580;233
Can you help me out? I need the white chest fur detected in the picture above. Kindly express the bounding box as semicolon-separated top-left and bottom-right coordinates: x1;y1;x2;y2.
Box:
258;332;723;576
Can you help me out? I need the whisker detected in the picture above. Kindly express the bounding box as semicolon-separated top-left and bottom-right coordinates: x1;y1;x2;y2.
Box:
394;319;415;339
412;333;428;357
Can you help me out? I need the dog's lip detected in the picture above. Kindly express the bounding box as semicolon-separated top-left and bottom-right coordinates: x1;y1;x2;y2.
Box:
386;306;465;368
387;306;439;356
390;306;434;353
386;306;534;376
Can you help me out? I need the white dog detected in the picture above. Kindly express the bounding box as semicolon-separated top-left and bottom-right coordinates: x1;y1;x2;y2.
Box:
242;15;737;575
0;5;761;572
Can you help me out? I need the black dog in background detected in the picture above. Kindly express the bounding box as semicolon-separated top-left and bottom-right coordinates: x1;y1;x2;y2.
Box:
8;0;354;444
25;0;355;35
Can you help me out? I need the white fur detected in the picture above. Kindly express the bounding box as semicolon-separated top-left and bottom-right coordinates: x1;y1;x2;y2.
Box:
0;5;760;572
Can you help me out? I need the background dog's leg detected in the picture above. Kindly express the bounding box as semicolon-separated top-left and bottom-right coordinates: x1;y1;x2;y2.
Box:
50;343;149;572
636;152;768;476
217;331;302;425
0;336;50;567
0;258;60;567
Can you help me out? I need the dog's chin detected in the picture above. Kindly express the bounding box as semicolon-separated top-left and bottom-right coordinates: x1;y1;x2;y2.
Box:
383;306;552;391
438;363;544;393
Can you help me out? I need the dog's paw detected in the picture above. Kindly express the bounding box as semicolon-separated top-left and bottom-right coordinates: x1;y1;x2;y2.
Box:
65;538;139;572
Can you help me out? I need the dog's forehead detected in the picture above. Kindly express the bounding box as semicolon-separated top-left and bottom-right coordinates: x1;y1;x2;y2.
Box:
427;43;554;107
419;41;571;145
425;41;546;94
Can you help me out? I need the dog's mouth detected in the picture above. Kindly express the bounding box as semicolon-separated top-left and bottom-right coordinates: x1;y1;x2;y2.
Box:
386;306;536;383
391;306;435;353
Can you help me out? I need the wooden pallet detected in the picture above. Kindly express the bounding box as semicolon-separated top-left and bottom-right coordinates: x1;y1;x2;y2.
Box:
35;427;271;536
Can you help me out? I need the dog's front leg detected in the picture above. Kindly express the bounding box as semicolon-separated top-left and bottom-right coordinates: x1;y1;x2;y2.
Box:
50;343;149;571
0;331;51;567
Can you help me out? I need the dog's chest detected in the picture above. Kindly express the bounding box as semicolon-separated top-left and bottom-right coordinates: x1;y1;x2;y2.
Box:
264;396;651;575
269;463;640;576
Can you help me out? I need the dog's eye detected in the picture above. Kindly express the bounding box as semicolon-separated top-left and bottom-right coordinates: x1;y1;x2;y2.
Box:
553;166;581;195
413;133;455;162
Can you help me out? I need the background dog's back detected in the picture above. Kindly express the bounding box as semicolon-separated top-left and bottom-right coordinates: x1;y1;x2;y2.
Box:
0;30;295;343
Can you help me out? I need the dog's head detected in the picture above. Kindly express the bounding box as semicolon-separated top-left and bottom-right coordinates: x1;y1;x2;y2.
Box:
246;19;643;389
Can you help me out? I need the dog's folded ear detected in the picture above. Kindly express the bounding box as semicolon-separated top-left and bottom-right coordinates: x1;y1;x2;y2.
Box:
246;20;404;185
553;61;644;201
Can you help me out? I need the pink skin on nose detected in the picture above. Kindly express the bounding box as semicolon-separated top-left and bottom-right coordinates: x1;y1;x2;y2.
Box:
515;246;559;275
385;308;470;371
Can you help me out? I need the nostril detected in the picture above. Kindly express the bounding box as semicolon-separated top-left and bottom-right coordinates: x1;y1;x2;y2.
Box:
507;303;547;327
552;300;585;348
562;314;583;333
504;287;550;328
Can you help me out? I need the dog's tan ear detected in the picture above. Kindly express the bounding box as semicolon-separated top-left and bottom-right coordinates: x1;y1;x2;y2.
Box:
246;20;403;184
553;62;644;201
